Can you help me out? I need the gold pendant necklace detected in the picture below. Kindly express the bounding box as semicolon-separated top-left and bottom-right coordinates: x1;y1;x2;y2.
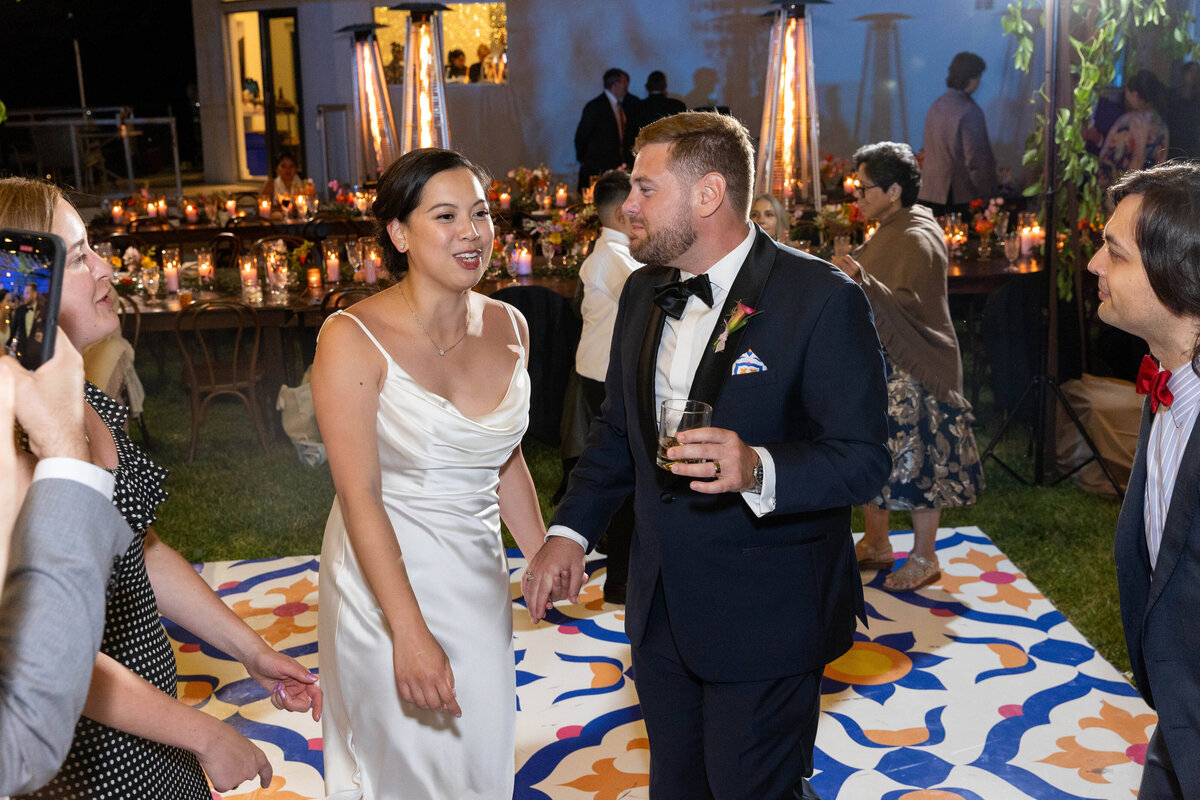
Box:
398;281;471;357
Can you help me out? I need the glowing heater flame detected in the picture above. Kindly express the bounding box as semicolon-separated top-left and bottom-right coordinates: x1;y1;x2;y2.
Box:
398;6;450;155
418;25;434;148
343;23;398;182
755;4;822;212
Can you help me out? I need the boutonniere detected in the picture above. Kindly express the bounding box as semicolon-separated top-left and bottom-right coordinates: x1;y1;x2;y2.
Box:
712;300;762;353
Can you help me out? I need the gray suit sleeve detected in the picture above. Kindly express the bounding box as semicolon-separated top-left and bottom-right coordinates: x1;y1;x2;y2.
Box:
0;478;134;796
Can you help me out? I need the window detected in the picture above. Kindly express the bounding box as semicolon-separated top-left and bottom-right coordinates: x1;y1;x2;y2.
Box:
374;3;507;85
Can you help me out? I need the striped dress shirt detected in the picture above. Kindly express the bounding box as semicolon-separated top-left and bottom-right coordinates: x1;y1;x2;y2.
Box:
1144;359;1200;570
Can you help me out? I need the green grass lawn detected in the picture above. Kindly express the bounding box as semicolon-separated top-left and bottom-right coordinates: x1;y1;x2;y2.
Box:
138;336;1129;674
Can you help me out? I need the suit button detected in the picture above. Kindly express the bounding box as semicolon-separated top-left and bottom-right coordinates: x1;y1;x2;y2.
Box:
660;492;674;504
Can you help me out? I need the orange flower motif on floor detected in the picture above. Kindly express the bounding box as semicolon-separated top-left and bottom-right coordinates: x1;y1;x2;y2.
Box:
578;582;608;611
1038;735;1131;784
936;548;1042;610
213;773;309;799
562;755;648;799
230;577;318;647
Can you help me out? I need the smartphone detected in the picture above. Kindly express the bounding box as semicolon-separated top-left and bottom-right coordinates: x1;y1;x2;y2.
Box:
0;229;64;369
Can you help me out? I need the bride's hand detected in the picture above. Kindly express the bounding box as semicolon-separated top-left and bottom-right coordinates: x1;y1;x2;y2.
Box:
393;628;462;717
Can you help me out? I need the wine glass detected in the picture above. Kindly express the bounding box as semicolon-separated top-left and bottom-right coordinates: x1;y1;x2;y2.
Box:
540;238;556;268
503;241;519;285
278;194;294;221
1004;232;1021;268
142;268;160;301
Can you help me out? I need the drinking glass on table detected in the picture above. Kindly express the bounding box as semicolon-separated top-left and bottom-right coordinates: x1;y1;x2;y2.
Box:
503;241;519;284
1004;231;1021;268
142;267;160;300
657;399;713;470
278;194;294;221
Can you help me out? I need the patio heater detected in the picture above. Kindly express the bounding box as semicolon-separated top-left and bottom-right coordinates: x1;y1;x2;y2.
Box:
391;3;452;153
338;23;400;183
755;0;829;213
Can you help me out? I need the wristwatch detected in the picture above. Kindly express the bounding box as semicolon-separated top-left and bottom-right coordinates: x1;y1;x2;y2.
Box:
751;455;764;494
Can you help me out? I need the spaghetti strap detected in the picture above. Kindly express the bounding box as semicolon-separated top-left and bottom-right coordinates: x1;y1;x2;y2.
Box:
498;301;526;360
321;310;390;360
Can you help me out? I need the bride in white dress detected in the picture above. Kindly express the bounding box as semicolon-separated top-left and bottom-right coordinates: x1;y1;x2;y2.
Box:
312;149;549;799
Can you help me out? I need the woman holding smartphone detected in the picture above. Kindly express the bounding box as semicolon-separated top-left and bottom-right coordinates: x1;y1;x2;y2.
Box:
0;176;322;799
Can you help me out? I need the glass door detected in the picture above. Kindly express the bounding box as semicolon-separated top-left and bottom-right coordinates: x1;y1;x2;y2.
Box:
227;10;304;182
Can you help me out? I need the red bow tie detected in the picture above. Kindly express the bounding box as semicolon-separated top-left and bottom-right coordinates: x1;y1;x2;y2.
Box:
1136;354;1175;412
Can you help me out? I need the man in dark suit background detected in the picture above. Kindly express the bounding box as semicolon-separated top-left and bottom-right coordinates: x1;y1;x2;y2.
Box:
631;70;687;140
1087;162;1200;798
6;284;43;369
525;111;889;799
574;68;640;192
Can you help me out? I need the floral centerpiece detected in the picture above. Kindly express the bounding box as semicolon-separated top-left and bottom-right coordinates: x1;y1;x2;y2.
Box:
970;196;1005;256
819;153;853;195
108;245;157;297
521;205;601;275
494;163;552;214
324;180;365;218
789;201;864;250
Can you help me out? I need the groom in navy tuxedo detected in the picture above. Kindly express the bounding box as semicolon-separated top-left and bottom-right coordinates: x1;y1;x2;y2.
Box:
524;111;889;799
1088;162;1200;798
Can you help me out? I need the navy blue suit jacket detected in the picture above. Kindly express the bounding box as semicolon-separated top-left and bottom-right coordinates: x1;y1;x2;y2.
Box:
552;228;890;683
1116;400;1200;792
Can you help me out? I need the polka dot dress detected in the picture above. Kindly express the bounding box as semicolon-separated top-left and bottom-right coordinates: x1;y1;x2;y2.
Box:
19;385;210;800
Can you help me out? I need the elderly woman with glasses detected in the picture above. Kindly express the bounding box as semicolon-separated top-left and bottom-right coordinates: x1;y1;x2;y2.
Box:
831;141;984;592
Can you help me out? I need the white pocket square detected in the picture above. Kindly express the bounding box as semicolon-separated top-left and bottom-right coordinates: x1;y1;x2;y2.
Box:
732;349;767;375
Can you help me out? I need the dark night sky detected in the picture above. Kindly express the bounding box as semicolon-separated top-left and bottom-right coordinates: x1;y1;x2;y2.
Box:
0;0;201;162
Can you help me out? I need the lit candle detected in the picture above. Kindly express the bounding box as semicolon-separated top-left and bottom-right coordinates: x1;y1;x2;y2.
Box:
364;247;379;285
184;203;198;224
259;197;272;219
582;186;594;205
294;194;308;217
555;185;567;208
307;268;323;290
355;193;369;214
516;246;532;276
163;263;179;293
499;192;511;211
111;202;124;225
1020;226;1034;256
197;249;214;284
325;249;340;283
157;198;167;218
843;175;857;196
146;201;157;219
225;198;236;218
240;255;259;286
541;194;552;212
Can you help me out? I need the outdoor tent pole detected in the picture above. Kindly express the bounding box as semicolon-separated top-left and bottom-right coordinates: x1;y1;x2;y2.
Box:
1034;0;1061;484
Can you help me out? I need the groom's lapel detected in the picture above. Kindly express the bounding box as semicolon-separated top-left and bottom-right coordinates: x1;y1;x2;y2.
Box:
636;272;671;468
688;230;777;409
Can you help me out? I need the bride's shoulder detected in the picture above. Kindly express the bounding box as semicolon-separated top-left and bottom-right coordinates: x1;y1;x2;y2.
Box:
477;293;529;346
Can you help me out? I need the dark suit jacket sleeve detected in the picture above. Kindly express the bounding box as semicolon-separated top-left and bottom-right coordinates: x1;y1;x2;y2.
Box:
768;280;891;515
575;99;599;163
550;280;638;549
0;478;133;796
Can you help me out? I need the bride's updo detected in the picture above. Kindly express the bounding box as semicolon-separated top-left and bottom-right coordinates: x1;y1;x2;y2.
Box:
372;148;491;280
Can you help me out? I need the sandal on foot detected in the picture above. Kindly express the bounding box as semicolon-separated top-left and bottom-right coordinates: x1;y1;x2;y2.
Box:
882;553;941;592
855;540;895;571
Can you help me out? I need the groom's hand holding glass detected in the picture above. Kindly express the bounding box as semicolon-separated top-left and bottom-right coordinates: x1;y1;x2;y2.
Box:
523;424;763;623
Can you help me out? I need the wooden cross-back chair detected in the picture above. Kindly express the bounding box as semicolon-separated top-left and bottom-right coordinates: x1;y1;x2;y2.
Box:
174;298;270;462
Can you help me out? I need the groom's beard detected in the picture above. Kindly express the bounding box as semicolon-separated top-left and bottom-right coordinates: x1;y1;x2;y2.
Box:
630;202;697;266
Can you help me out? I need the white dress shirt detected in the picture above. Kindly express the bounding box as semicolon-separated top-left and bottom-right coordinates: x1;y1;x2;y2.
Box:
548;224;777;549
576;227;642;382
32;457;115;500
1144;359;1200;570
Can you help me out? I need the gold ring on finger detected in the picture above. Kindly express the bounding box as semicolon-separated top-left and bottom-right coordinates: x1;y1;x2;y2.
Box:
524;570;533;582
713;460;721;477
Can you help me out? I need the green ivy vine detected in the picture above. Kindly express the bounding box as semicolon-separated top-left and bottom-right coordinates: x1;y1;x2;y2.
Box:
1003;0;1198;301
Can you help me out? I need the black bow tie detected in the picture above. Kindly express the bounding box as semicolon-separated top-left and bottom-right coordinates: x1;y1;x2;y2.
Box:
652;274;714;320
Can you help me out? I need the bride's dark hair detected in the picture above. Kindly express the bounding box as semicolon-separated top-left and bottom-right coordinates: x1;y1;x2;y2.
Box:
372;148;491;280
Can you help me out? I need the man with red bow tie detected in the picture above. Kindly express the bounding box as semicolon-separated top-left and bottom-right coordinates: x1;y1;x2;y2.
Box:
1088;162;1200;798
